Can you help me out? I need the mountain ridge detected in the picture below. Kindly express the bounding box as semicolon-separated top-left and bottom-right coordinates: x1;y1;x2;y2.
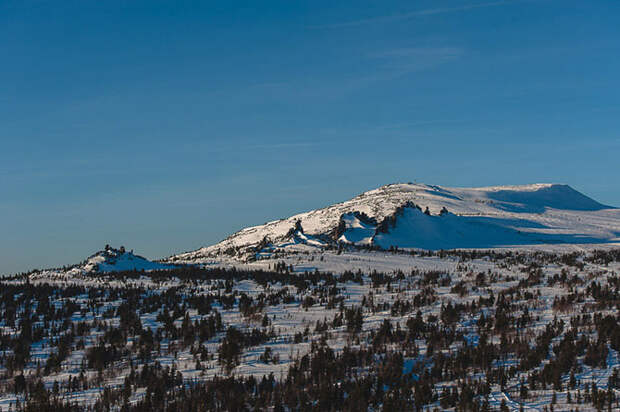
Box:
15;183;620;276
167;182;619;263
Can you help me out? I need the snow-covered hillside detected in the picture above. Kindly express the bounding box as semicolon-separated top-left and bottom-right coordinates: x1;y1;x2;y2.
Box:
169;183;620;262
84;246;178;273
34;246;178;277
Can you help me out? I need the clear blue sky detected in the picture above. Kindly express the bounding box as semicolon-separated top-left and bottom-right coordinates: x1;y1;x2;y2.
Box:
1;0;619;275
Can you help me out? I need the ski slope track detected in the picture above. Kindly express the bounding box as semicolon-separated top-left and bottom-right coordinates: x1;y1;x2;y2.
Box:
169;183;620;263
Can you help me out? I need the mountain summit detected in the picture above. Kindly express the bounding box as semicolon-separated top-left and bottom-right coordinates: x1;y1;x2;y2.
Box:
168;183;619;263
33;245;178;277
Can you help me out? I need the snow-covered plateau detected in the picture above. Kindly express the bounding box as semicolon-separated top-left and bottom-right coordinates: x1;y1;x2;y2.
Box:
170;183;620;263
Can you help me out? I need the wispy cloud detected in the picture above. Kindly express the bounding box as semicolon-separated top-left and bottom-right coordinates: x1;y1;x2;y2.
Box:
314;0;528;29
368;47;463;59
200;140;328;155
241;46;465;100
368;47;465;71
244;141;323;151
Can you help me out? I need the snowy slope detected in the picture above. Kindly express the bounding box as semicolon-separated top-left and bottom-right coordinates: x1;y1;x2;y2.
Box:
82;247;178;273
35;246;179;277
169;183;619;262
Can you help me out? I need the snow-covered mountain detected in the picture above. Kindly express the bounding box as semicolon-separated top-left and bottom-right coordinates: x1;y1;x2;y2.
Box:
82;246;178;273
34;246;178;277
169;183;620;262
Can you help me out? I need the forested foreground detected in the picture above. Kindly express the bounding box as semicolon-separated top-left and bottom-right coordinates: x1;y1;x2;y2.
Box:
1;248;620;411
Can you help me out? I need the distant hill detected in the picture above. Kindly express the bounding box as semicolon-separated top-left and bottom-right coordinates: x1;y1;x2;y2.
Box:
168;183;619;262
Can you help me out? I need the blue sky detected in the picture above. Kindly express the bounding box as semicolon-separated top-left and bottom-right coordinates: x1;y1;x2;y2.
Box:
1;0;619;274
